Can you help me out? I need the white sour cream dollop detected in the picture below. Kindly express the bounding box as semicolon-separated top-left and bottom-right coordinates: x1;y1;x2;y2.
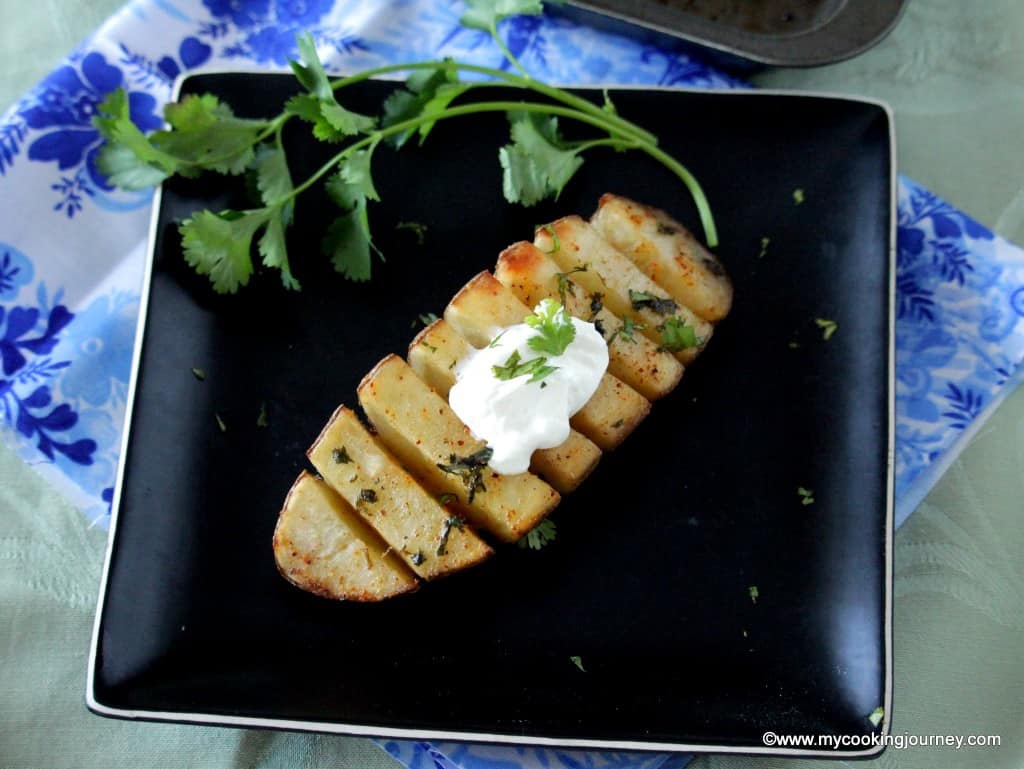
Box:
448;303;609;475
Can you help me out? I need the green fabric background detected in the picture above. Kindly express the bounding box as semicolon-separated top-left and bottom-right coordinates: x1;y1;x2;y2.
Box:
1;1;1022;767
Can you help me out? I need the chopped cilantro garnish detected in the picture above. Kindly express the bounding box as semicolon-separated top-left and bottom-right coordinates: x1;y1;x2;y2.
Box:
437;492;456;506
525;298;576;356
420;339;438;352
589;291;604;317
570;655;586;672
256;401;269;428
758;236;770;258
396;220;428;245
215;413;227;433
332;446;352;464
611;316;646;345
436;515;466;555
793;188;806;205
554;264;588;307
657;316;699;352
748;585;759;604
488;330;508;348
518;518;556;550
868;706;884;727
797;486;815;506
629;289;678;316
191;367;206;381
412;312;439;328
815;318;838;340
437;447;493;503
493;349;557;384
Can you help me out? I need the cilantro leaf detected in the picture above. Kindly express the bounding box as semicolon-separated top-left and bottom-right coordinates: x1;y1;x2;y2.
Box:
151;93;267;175
518;518;556;550
325;147;380;205
94;88;180;188
499;113;583;206
94;142;173;189
382;64;469;147
287;34;376;141
323;200;373;281
253;145;299;290
254;144;294;206
258;209;300;290
322;147;381;282
180;209;269;294
657;316;699;352
525;298;576;356
461;0;547;31
289;34;335;101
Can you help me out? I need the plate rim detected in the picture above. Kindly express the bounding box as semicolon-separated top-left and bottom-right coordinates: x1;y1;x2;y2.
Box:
86;70;896;758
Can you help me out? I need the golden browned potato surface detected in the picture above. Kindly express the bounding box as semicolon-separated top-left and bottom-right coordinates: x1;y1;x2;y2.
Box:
592;193;733;322
358;354;560;542
308;405;493;580
534;217;713;365
495;241;684;401
273;471;419;601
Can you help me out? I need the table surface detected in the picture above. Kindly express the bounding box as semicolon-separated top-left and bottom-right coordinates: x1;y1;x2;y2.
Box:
1;2;1022;768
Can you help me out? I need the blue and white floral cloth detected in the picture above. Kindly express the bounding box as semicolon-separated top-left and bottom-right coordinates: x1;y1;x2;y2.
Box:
1;2;1023;768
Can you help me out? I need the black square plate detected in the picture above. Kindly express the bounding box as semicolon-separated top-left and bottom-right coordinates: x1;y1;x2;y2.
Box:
88;73;894;757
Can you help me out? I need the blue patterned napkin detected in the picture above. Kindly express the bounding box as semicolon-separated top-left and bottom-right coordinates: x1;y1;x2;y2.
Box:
1;2;1023;768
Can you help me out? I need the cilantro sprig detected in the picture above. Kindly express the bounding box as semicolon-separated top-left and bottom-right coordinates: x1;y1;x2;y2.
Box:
94;3;718;295
491;299;576;384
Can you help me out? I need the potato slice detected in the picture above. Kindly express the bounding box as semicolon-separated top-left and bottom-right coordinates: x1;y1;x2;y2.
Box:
444;271;650;450
592;193;733;322
273;472;419;601
409;321;601;494
534;217;713;365
308;406;493;579
495;241;684;401
358;355;560;541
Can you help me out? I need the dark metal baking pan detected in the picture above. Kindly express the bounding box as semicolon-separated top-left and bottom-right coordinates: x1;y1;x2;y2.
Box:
562;0;909;68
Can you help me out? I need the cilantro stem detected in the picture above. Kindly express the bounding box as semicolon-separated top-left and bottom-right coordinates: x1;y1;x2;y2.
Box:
286;99;649;203
571;137;640;153
489;22;530;78
639;142;718;247
326;61;657;147
276;98;717;248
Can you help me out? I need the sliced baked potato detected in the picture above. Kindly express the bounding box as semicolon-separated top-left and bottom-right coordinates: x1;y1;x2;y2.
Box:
495;241;684;401
408;320;601;494
591;193;732;322
444;271;650;450
274;471;419;601
534;217;713;365
358;354;560;542
308;405;493;580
